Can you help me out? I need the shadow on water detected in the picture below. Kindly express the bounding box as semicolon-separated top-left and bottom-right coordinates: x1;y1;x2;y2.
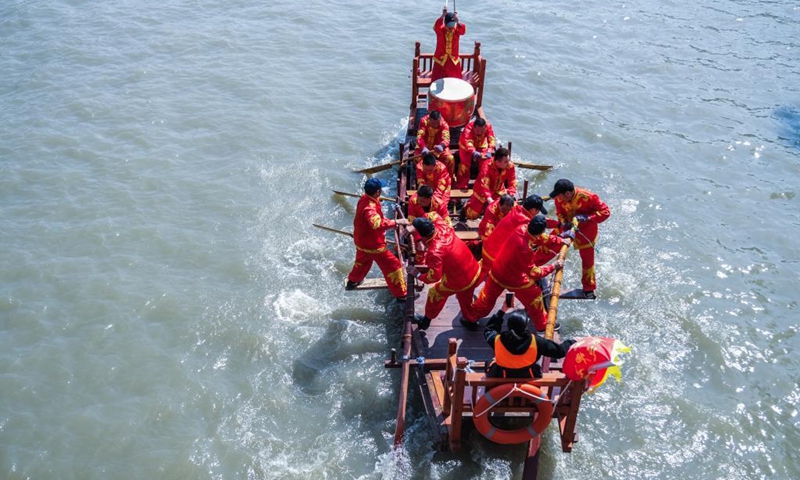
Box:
774;105;800;150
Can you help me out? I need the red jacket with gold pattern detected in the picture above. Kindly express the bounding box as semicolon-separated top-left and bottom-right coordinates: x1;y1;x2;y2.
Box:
419;221;481;291
478;198;508;241
415;160;452;205
554;187;611;248
353;194;396;253
473;161;517;203
482;205;559;261
408;192;448;222
458;121;496;161
415;115;451;153
433;17;466;68
489;230;557;290
529;232;567;266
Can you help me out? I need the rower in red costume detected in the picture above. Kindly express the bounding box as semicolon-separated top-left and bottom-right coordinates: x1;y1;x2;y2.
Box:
472;215;569;332
415;153;452;207
456;117;496;189
407;185;449;224
415;110;456;179
480;194;554;275
462;147;516;220
549;178;611;298
345;178;409;301
478;194;514;241
431;8;466;82
407;217;482;330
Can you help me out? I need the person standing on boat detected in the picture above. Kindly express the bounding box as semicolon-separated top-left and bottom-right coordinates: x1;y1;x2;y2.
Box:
484;309;575;379
345;178;410;301
480;194;555;274
415;153;452;207
431;8;466;82
407;185;450;227
478;194;514;241
406;217;482;330
472;215;569;332
456;117;496;189
415;110;456;179
549;179;611;299
461;147;517;220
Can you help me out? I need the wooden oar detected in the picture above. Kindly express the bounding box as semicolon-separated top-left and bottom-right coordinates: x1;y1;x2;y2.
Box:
515;161;553;171
332;190;395;203
353;160;401;175
313;223;397;246
353;154;423;175
313;223;353;238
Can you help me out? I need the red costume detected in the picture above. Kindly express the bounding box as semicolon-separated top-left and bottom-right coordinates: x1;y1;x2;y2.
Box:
415;159;452;206
472;231;558;331
463;160;517;219
408;192;449;222
431;16;466;82
347;195;407;299
415;115;456;178
456;120;496;188
553;187;610;292
481;205;558;273
417;220;482;323
478;198;509;241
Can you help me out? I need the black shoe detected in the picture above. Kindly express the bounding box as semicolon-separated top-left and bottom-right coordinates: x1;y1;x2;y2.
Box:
459;318;479;330
583;290;596;300
458;209;467;223
413;314;431;330
345;280;362;291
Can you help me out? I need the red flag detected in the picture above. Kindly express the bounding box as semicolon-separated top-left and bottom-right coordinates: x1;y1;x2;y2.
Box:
563;337;631;392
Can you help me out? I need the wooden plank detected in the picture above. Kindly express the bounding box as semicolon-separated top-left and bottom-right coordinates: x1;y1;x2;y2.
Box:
455;231;479;241
353;278;388;290
407;188;473;199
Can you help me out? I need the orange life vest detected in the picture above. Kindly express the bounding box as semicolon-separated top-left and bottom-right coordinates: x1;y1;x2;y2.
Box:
494;336;538;369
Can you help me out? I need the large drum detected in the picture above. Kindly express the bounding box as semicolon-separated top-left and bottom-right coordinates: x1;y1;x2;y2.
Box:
427;77;476;127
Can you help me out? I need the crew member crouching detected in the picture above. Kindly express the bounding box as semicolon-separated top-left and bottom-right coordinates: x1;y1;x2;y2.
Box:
484;309;575;379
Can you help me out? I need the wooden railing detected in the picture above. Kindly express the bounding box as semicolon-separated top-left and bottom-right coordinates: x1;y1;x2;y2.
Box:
441;338;585;453
409;41;487;124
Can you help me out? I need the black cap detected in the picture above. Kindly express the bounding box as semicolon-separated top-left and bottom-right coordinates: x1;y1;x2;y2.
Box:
364;178;385;195
412;217;435;238
522;194;548;215
549;178;574;198
528;214;547;235
444;12;456;27
506;310;529;336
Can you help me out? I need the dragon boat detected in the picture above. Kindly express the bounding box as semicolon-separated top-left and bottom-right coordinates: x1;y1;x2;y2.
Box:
326;35;628;480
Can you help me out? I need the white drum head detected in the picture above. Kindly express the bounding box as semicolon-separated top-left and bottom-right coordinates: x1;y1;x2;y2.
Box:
429;78;474;101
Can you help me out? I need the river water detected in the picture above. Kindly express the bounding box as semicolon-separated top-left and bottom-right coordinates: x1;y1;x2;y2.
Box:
1;0;798;479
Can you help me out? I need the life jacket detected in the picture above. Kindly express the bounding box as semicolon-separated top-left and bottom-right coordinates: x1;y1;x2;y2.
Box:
492;335;538;377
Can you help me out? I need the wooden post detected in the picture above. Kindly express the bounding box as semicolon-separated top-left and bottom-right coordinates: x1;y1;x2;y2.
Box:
393;214;416;447
443;339;458;417
522;179;529;201
523;436;541;480
449;357;468;452
559;379;586;453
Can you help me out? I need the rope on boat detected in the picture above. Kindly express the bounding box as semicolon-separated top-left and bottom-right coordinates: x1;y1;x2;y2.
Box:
472;382;567;418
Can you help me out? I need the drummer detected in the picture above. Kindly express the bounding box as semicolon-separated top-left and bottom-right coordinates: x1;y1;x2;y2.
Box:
456;117;496;189
415;110;456;180
431;7;466;82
